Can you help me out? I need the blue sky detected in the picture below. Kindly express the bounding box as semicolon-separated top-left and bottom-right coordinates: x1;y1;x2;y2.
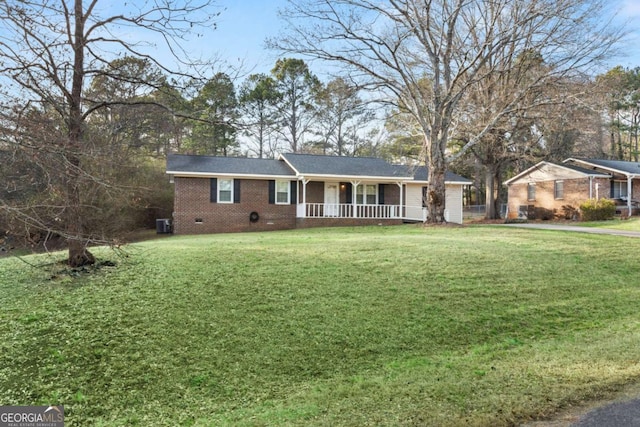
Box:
208;0;288;74
203;0;640;76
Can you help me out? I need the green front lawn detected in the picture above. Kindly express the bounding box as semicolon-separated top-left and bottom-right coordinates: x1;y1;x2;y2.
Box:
1;225;640;426
575;217;640;231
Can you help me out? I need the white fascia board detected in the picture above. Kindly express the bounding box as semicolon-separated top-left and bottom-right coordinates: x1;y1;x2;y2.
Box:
167;171;296;180
563;158;619;176
503;161;547;186
278;155;302;176
298;173;414;182
409;180;470;185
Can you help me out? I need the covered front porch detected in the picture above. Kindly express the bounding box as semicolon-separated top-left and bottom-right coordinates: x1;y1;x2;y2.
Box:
295;180;406;220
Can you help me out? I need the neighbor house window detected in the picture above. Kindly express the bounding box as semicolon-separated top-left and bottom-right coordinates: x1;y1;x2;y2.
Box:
356;184;377;204
527;183;536;201
218;178;233;203
275;180;290;204
554;180;564;199
611;181;628;199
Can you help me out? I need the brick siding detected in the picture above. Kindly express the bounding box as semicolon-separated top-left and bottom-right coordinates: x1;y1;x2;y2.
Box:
507;177;610;219
173;177;296;234
174;178;406;234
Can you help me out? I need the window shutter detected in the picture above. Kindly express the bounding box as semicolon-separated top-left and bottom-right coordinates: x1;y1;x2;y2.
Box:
290;181;297;204
345;183;352;204
234;179;241;203
610;180;615;198
210;178;217;203
378;184;385;205
268;180;275;204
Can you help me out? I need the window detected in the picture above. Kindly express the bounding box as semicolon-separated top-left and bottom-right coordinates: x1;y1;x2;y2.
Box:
554;180;564;199
422;186;429;208
276;180;290;204
356;184;377;204
218;178;233;203
612;181;628;199
527;183;536;201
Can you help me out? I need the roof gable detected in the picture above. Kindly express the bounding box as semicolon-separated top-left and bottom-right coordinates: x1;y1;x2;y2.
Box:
504;161;609;185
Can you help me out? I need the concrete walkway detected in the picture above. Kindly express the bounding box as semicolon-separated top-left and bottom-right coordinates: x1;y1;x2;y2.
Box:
499;222;640;238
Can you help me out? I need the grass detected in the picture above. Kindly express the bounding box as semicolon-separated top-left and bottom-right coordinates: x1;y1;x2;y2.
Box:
573;217;640;231
1;224;640;426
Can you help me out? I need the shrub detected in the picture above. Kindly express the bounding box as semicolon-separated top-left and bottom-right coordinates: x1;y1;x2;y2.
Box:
579;198;616;221
560;205;579;220
534;207;555;220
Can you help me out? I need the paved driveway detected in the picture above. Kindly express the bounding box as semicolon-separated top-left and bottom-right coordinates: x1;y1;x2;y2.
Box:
499;222;640;238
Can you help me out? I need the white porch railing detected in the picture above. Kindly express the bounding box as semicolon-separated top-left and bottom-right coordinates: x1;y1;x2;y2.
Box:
302;203;401;219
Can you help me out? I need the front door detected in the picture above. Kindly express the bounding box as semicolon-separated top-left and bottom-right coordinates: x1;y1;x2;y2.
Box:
325;182;339;216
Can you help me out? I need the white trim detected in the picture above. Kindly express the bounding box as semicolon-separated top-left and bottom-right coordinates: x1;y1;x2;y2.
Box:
324;182;340;217
170;171;468;186
275;180;291;205
217;178;234;204
408;180;471;185
296;173;413;181
564;158;633;177
167;171;296;180
504;160;608;186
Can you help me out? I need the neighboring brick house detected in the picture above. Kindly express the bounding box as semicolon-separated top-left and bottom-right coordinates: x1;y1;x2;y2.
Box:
167;153;472;234
504;159;640;220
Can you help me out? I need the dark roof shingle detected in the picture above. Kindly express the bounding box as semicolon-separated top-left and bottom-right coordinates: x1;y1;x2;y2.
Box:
167;154;295;176
571;158;640;175
407;166;473;183
282;153;410;178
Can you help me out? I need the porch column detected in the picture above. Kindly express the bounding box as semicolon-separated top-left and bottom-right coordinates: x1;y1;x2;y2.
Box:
351;180;360;218
627;175;633;216
396;182;404;219
298;179;309;218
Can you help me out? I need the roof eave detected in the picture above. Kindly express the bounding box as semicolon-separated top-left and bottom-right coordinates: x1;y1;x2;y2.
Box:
565;158;630;177
167;171;295;179
297;173;414;181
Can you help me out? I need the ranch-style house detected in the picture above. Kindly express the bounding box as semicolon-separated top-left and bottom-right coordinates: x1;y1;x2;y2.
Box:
166;153;472;234
505;158;640;219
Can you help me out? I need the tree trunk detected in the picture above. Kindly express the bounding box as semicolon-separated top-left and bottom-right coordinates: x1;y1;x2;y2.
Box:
66;0;94;267
484;165;504;220
426;135;447;223
484;166;497;219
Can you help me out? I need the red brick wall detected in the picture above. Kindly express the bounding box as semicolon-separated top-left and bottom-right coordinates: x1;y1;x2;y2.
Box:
173;177;296;234
305;181;324;203
174;178;408;234
507;177;610;219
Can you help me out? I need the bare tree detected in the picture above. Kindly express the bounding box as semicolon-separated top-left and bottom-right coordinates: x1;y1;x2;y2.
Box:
0;0;219;266
313;77;374;156
270;0;623;223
